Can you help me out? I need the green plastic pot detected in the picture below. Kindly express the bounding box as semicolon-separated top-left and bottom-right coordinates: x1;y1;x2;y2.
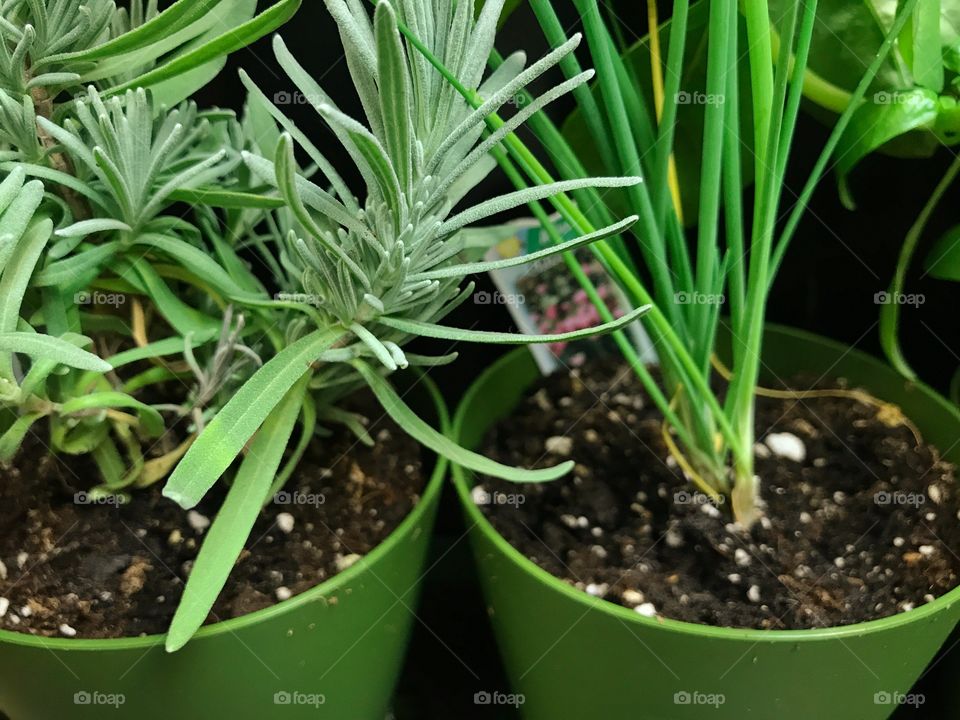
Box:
0;378;448;720
451;325;960;720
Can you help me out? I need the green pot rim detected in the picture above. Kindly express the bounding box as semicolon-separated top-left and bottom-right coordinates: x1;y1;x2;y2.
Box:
451;328;960;644
0;375;450;652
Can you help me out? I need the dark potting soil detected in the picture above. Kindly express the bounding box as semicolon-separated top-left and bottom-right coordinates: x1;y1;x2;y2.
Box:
0;397;426;638
476;361;960;630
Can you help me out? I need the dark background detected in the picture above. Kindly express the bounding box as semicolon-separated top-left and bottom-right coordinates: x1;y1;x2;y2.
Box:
196;2;960;717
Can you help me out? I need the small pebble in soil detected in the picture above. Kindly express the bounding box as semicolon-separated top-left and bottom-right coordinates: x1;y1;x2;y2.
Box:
19;605;30;617
167;529;182;546
893;537;905;547
765;432;806;462
929;484;943;504
585;583;608;597
275;586;292;601
0;598;8;617
0;559;6;580
533;389;551;411
799;512;812;524
727;573;741;584
335;553;362;572
622;589;644;604
470;485;488;505
919;545;936;557
16;552;27;569
187;511;210;533
747;585;762;603
276;512;295;534
59;623;77;637
634;602;657;617
545;436;573;456
734;548;752;567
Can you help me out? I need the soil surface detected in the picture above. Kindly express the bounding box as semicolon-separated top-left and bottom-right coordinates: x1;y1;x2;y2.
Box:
0;396;426;638
476;361;960;630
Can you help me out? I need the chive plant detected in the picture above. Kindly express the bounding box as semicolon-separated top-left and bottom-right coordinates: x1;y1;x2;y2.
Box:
160;0;646;651
389;0;920;526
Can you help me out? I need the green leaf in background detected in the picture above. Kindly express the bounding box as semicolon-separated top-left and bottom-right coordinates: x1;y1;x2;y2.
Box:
769;0;960;200
103;0;302;99
925;223;960;280
562;0;755;225
147;0;259;108
902;0;945;93
836;87;940;208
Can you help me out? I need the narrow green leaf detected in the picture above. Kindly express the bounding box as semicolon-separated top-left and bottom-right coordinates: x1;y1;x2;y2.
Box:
354;361;572;483
60;392;165;437
32;242;120;288
0;412;44;462
414;216;639;280
379;304;649;344
166;188;284;209
163;328;344;509
374;1;412;190
124;259;220;337
439;177;642;235
56;219;132;238
0;179;44;270
165;376;307;653
0;332;110;372
0;217;52;379
132;234;255;300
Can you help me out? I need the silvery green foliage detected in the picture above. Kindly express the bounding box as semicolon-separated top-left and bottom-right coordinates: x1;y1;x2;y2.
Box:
0;168;114;459
0;0;114;94
241;0;641;371
0;0;297;152
0;1;299;490
39;87;240;231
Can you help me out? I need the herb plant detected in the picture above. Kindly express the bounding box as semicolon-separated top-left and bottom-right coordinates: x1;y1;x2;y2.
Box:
159;0;646;651
0;0;294;495
397;0;920;526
